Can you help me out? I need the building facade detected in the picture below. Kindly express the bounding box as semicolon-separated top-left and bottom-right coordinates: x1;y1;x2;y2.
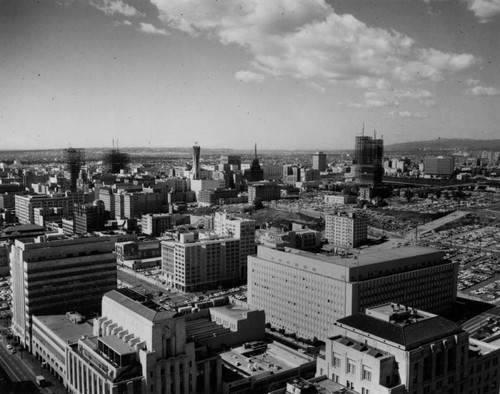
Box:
317;303;500;394
248;246;457;341
10;235;117;349
325;212;368;248
312;151;327;172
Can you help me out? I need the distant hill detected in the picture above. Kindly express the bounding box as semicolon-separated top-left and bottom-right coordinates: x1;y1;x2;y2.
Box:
385;138;500;152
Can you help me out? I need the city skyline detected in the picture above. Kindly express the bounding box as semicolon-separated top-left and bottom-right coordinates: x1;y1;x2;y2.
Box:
2;0;499;151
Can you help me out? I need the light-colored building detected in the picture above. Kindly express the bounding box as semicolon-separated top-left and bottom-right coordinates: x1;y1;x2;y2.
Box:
256;228;321;251
325;212;367;248
248;245;457;341
324;194;357;206
317;303;500;394
214;212;256;278
10;235;117;349
15;194;78;224
162;232;243;292
65;289;221;394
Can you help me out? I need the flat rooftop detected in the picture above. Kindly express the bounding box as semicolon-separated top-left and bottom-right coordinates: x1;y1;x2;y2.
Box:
220;341;314;378
33;314;93;345
258;244;444;269
211;304;250;320
99;335;136;356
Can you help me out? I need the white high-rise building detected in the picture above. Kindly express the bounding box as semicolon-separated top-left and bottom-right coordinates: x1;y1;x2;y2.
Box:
325;211;367;248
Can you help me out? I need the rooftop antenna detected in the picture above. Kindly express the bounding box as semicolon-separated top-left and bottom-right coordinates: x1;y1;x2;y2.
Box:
117;138;119;150
374;129;377;139
112;138;114;149
362;123;365;136
254;142;257;158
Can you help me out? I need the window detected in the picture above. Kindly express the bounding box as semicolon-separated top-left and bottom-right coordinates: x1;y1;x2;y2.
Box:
362;388;370;394
332;353;341;368
347;359;356;375
362;367;372;381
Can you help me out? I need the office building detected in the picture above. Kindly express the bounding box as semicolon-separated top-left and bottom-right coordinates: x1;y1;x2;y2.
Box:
141;213;183;237
256;227;321;251
197;188;242;206
116;239;161;270
351;133;384;186
325;212;368;248
424;156;455;177
317;303;500;394
15;194;77;224
248;245;457;341
247;182;281;204
66;289;219;394
120;191;162;219
162;232;242;292
32;291;269;394
73;200;106;234
214;212;255;277
98;187;115;219
10;235;117;349
283;165;301;184
312;151;327;172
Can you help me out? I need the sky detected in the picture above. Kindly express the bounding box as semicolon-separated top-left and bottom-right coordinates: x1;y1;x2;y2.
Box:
1;0;499;151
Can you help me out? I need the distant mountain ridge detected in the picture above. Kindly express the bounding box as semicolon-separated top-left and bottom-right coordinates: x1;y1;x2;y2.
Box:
386;138;500;152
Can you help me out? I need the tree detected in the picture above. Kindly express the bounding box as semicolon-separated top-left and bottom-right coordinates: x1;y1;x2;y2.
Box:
253;199;264;211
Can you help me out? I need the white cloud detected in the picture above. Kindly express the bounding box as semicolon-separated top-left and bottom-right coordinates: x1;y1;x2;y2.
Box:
423;0;500;22
349;88;436;108
463;0;500;23
466;85;500;96
150;0;480;86
90;0;144;17
235;70;265;83
389;111;429;118
113;19;132;27
139;23;169;36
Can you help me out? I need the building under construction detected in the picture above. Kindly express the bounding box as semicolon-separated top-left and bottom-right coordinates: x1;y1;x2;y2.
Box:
352;131;384;186
64;148;85;192
102;148;130;174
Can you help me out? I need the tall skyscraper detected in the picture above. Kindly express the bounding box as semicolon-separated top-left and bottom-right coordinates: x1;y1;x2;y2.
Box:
352;130;384;186
312;151;327;172
192;144;201;180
